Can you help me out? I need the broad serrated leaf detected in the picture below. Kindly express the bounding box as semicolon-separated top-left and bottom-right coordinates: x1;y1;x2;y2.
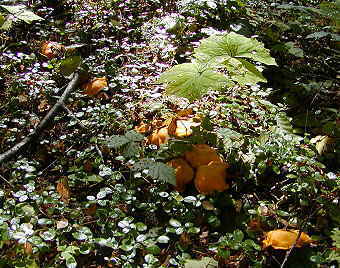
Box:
158;62;229;101
184;257;218;268
107;135;130;149
125;130;144;142
0;5;43;24
122;142;140;157
230;58;267;85
133;160;176;185
195;32;277;66
276;113;294;133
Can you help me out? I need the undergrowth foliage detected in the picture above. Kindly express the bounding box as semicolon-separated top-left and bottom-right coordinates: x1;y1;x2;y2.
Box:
0;0;339;268
158;32;277;100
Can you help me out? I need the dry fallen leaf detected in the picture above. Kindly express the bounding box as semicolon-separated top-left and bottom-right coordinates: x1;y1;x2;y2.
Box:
57;178;70;203
23;242;33;255
84;204;97;216
38;99;50;112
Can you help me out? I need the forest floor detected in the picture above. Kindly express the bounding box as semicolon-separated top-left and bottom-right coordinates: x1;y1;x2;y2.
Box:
0;0;339;267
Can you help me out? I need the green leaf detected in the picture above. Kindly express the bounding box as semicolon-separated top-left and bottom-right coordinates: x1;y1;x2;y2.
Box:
61;252;77;268
122;142;140;157
0;5;43;24
195;32;277;66
58;56;82;76
133;160;176;185
184;257;218;268
230;58;267;85
107;135;130;149
0;14;4;26
276;113;294;134
0;16;12;30
306;31;330;39
158;62;229;101
125;130;144;142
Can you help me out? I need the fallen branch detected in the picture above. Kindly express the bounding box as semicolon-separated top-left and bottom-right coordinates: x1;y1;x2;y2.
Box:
0;73;80;165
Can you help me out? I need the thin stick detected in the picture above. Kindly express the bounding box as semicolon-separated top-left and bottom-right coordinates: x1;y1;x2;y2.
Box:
0;174;12;187
0;73;80;164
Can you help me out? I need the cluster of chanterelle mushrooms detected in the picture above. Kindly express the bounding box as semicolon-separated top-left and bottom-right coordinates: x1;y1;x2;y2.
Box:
136;109;231;194
136;110;314;250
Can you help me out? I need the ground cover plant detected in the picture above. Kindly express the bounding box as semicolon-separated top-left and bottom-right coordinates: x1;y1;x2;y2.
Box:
0;0;339;267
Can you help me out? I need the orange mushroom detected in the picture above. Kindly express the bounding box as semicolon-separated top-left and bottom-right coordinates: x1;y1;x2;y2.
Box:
262;229;312;250
147;127;169;147
184;144;223;168
194;161;229;194
41;41;64;59
82;77;108;96
167;158;194;192
135;122;152;134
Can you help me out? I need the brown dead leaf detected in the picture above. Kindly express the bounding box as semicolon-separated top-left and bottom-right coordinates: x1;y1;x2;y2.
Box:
84;204;97;216
180;232;192;247
57;178;70;203
18;93;28;103
38;99;50;112
23;242;33;255
83;160;93;173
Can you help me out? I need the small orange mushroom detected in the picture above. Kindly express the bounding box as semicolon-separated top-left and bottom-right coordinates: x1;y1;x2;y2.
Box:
82;77;108;96
41;41;64;59
184;144;223;168
262;229;312;250
194;161;229;194
147;127;169;147
167;158;194;192
135;122;152;134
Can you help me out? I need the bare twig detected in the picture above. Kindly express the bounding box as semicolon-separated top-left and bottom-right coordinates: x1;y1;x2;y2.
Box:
0;73;80;164
0;174;12;188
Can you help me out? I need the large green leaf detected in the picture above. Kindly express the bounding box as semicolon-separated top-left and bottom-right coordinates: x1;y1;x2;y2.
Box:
133;159;176;186
195;32;277;66
227;58;267;85
0;5;43;24
158;62;229;101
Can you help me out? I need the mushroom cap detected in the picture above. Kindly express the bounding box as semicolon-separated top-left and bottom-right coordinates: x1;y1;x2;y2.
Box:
194;161;229;194
135;122;152;134
262;229;312;250
184;144;223;168
147;127;169;146
167;158;194;192
82;77;108;96
41;41;64;59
